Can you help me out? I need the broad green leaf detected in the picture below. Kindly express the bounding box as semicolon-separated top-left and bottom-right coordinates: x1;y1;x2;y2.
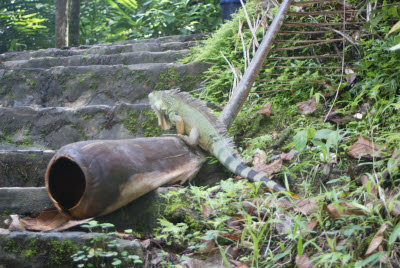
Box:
314;129;333;140
389;221;400;247
294;130;308;151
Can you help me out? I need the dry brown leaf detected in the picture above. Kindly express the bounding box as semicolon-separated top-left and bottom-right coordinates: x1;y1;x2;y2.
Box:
201;204;211;219
253;149;267;166
360;174;378;196
365;223;388;257
296;98;316;115
281;152;295;161
295;255;314;268
253;159;282;177
140;239;151;249
8;215;25;232
294;198;318;215
20;206;90;231
258;101;272;116
323;202;365;218
219;232;241;242
306;219;318;232
272;130;279;140
348;136;384;159
231;259;249;268
345;68;357;85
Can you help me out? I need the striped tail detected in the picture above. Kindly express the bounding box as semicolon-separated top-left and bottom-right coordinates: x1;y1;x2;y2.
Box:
211;142;286;193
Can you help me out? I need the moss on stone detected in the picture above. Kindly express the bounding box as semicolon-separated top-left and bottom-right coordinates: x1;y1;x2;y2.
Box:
89;83;98;90
47;240;77;266
155;67;202;91
83;114;94;120
141;110;161;137
124;110;140;135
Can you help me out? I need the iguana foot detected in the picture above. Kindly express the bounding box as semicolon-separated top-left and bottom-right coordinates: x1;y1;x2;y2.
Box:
161;133;198;147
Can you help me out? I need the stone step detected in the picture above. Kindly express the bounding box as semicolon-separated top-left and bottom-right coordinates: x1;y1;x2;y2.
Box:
0;103;163;150
0;230;144;268
1;50;189;69
0;150;55;187
0;62;208;107
0;33;204;62
0;187;52;214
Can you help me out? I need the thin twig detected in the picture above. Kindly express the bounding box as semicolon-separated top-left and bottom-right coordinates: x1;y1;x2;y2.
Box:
323;0;346;123
240;0;260;47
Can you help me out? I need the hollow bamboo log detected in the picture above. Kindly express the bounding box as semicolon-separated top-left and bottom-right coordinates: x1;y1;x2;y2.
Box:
45;137;206;220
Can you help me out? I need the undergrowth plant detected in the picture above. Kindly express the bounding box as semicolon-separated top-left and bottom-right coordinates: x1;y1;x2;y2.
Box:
72;221;142;268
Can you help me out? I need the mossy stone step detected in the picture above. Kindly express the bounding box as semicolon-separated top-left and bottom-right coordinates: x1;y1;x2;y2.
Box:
1;50;189;69
0;230;144;268
0;103;162;150
0;150;55;187
0;33;204;62
0;62;208;108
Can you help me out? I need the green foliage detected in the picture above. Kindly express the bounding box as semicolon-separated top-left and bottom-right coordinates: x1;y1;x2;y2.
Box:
79;0;221;44
72;221;143;267
1;0;220;52
185;2;262;103
0;0;51;53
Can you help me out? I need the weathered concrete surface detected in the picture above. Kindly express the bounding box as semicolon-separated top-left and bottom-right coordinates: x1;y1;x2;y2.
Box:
0;231;144;268
0;62;208;107
1;50;189;69
0;150;54;187
0;33;205;62
0;104;163;150
0;187;52;215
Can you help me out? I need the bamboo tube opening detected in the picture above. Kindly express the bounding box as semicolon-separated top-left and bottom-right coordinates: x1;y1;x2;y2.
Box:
47;157;86;210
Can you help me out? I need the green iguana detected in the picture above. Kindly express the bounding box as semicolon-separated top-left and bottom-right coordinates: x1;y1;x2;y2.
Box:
148;89;288;194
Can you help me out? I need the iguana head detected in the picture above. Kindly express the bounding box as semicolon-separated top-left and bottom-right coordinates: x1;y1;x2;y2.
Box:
149;91;172;130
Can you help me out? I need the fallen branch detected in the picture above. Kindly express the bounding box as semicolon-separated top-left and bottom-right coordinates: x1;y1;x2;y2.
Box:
219;0;293;130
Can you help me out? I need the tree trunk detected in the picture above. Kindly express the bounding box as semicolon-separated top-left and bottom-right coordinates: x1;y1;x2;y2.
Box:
55;0;69;48
69;0;80;47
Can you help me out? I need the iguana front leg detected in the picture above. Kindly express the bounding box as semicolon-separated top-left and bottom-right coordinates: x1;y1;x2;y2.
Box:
170;114;185;135
163;128;200;147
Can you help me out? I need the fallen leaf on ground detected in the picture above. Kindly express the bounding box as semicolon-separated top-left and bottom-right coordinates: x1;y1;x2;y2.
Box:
272;130;279;140
253;159;282;177
201;204;211;218
305;219;318;233
295;255;314;268
8;215;25;232
20;207;91;231
297;98;316;115
360;174;378;196
348;136;384;159
258;101;272;116
230;259;249;268
365;223;388;257
140;239;151;249
345;68;357;85
253;149;267;166
294;198;318;215
323;202;365;218
274;215;294;234
281;152;295;161
219;232;241;242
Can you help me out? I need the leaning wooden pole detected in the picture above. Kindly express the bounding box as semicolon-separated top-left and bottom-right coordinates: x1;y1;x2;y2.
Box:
219;0;292;130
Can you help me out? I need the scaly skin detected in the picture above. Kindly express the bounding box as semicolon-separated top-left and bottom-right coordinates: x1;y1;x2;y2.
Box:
149;89;287;193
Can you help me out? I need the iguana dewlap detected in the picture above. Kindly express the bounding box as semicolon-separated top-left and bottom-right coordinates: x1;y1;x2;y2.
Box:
148;89;286;193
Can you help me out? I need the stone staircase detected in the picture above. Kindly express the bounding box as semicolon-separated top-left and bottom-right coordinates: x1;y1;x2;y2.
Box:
0;34;207;189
